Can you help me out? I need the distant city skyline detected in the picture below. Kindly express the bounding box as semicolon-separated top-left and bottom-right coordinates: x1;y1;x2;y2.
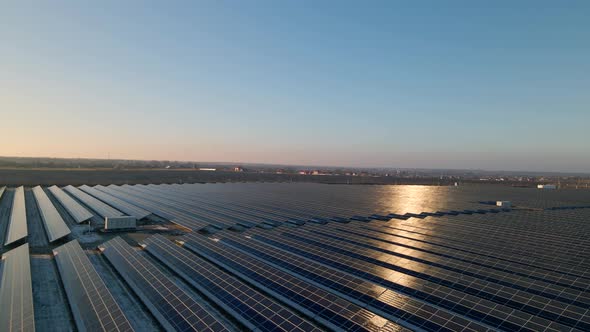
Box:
2;1;589;172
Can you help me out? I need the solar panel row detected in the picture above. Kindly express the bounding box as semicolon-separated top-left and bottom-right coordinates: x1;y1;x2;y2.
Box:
122;185;248;229
142;234;323;332
79;185;151;220
93;185;176;220
0;243;35;331
245;228;580;331
99;237;231;332
5;186;28;245
218;231;494;332
141;184;271;227
181;233;410;332
63;185;124;219
109;183;508;231
327;222;588;299
32;186;71;242
53;240;134;332
47;185;93;223
101;185;209;230
1;183;587;332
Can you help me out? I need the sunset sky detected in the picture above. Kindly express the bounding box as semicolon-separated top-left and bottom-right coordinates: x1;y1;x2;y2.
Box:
2;1;589;172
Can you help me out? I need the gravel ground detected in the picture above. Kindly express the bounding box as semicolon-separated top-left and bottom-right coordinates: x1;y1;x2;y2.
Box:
30;255;75;332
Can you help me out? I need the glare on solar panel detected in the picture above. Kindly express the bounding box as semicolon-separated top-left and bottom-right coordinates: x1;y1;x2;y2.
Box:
181;233;406;332
142;234;323;332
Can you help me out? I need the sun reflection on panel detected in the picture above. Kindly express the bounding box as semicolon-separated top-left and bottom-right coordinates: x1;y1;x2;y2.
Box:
369;185;452;293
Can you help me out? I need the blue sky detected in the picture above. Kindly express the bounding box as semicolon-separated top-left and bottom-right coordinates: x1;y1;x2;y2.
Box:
2;1;589;172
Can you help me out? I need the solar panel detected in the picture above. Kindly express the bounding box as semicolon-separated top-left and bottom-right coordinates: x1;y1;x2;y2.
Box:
63;185;124;219
32;186;71;242
121;185;246;228
79;185;151;219
0;243;35;331
53;240;134;332
181;233;409;332
325;223;587;306
141;184;282;228
47;185;94;223
5;186;28;245
217;232;491;332
94;185;176;220
101;185;212;230
249;227;585;331
142;234;323;332
99;237;230;332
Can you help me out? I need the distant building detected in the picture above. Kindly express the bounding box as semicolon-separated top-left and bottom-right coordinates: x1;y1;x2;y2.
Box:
104;216;136;231
233;167;244;172
199;168;217;171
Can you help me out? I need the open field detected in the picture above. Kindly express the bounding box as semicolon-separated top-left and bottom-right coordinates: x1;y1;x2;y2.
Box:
3;168;587;187
0;168;462;186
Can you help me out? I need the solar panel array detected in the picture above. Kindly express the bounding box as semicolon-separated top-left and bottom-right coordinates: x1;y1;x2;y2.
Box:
63;185;124;219
79;185;151;220
142;234;323;332
53;239;134;332
32;186;71;242
99;237;231;332
1;183;588;332
47;185;94;223
0;243;35;331
94;185;177;220
5;186;28;245
181;233;411;331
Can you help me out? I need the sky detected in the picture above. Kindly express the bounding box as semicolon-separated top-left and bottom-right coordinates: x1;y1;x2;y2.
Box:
1;1;589;172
